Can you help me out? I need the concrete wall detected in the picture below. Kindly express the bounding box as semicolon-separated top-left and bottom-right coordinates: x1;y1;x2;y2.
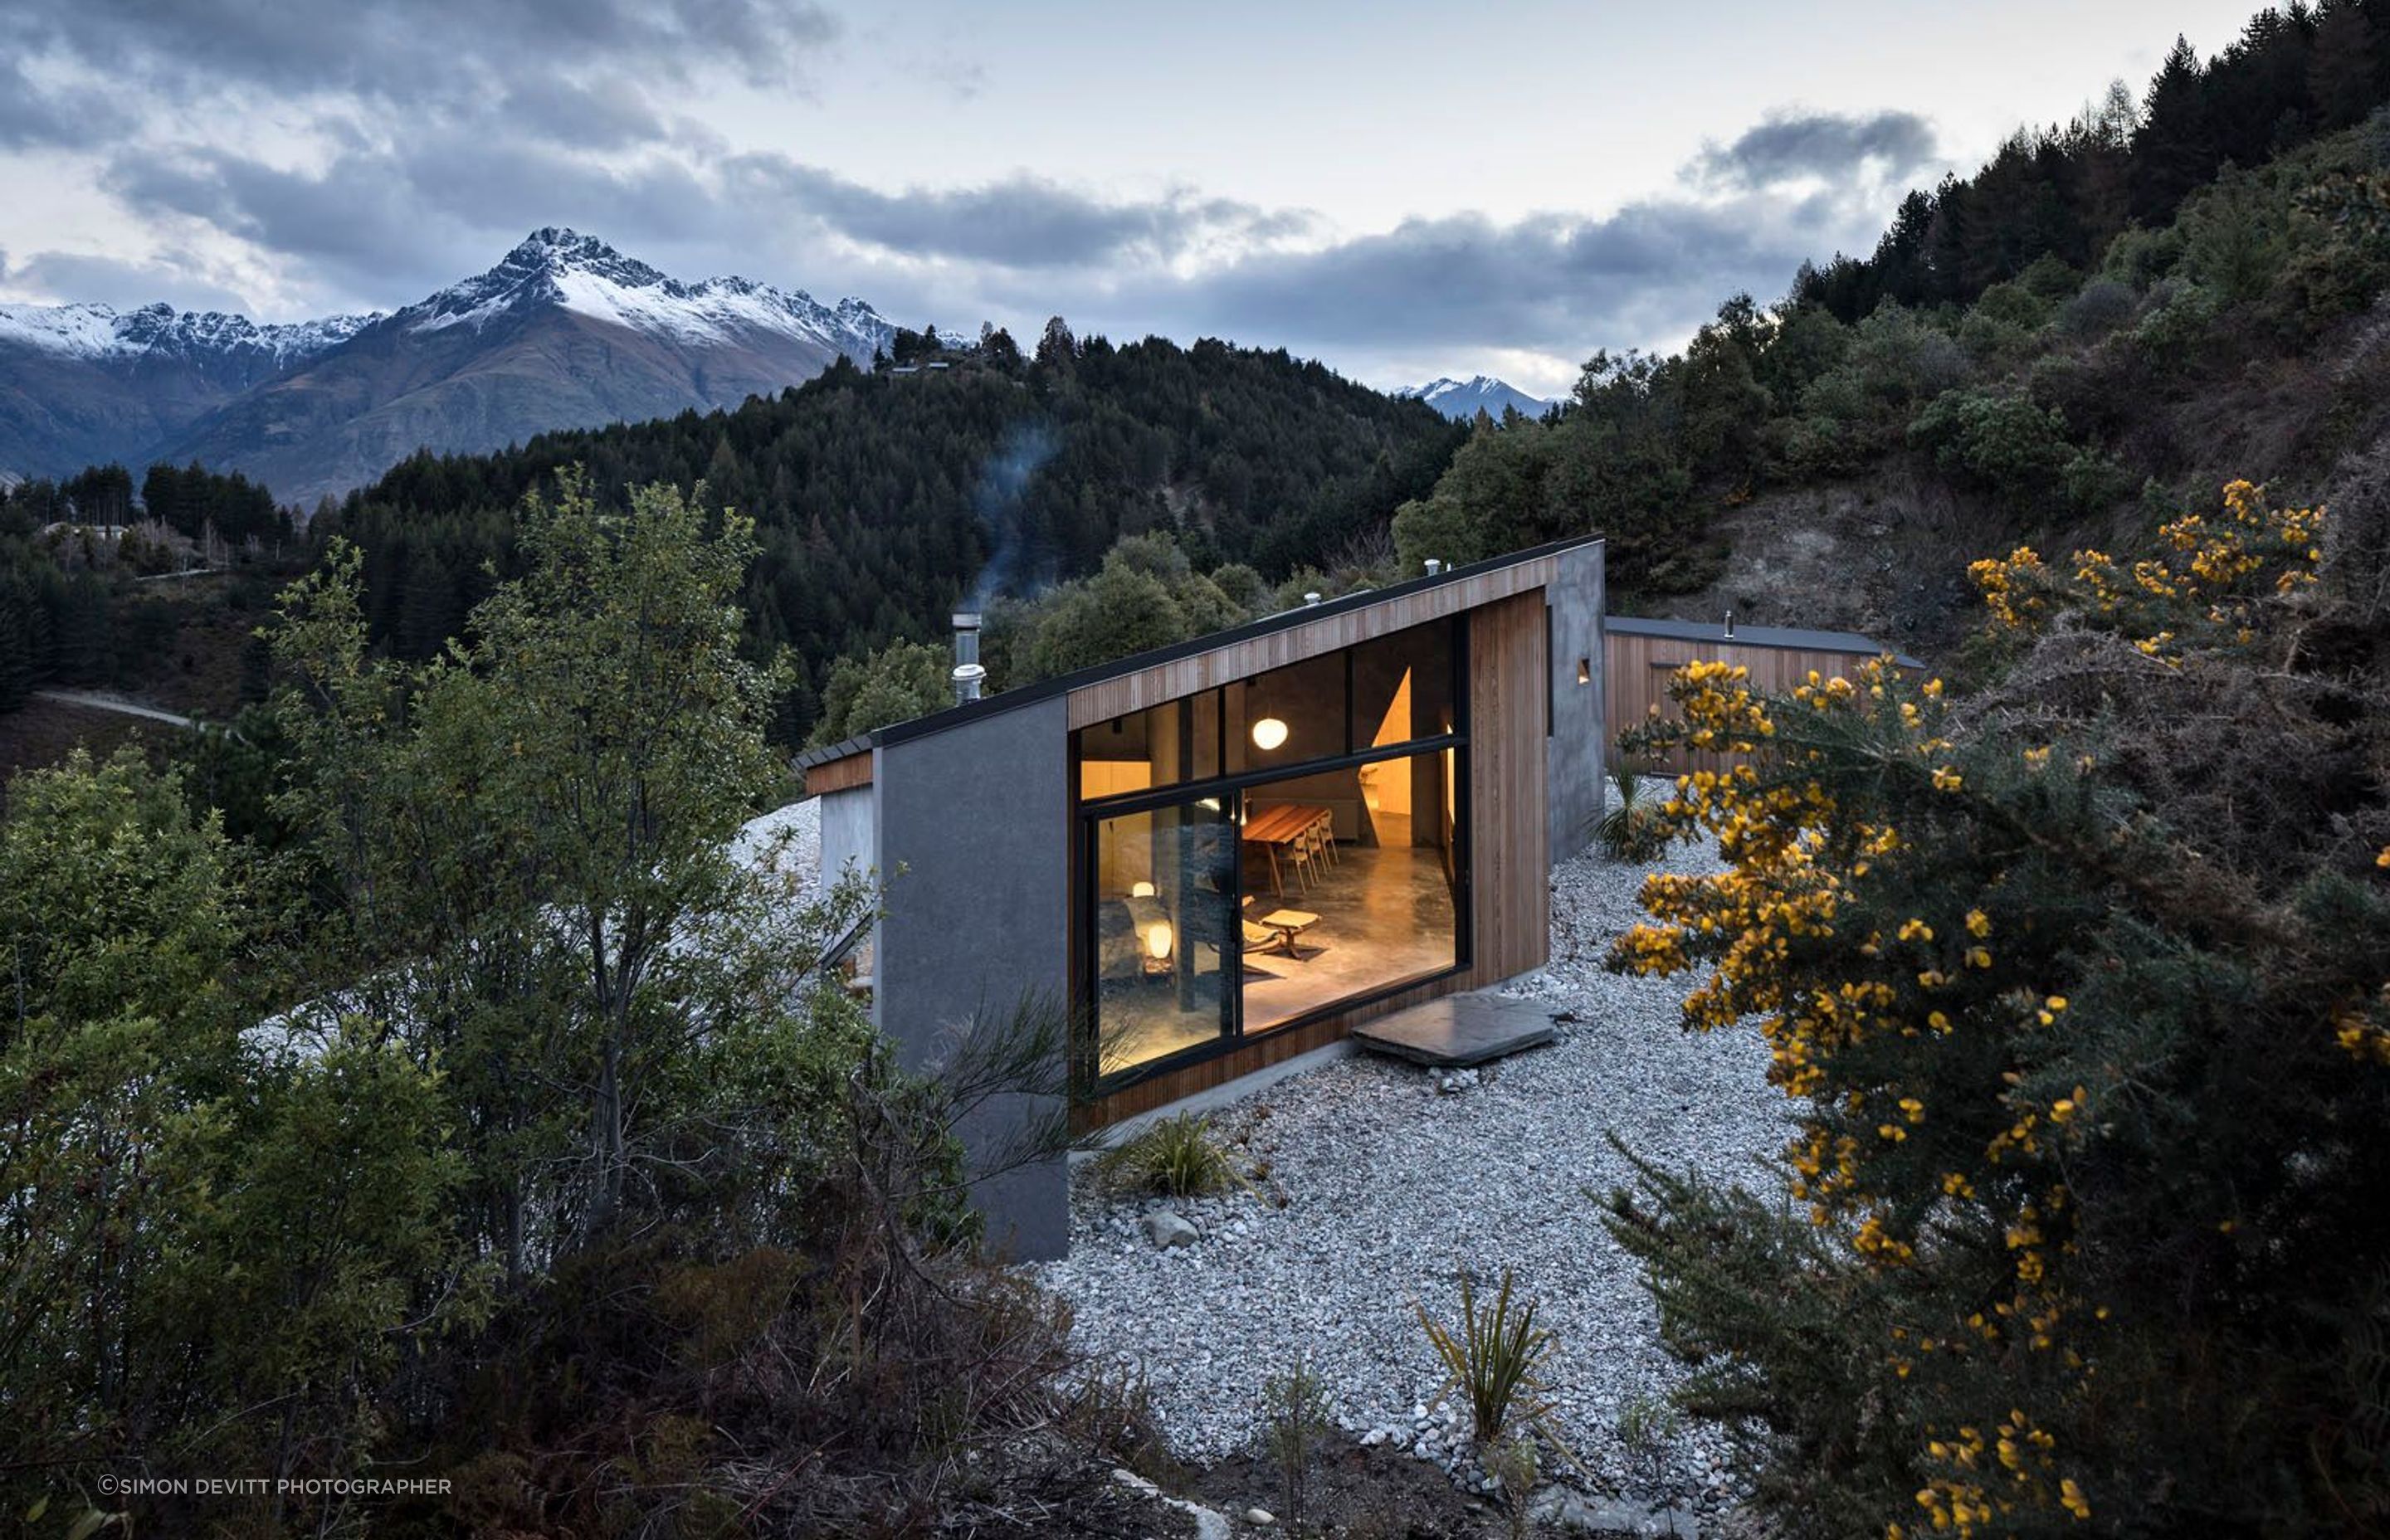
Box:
874;698;1072;1260
816;779;878;905
1544;541;1607;865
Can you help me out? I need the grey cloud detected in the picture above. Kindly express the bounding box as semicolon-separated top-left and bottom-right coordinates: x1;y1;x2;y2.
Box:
727;155;1316;269
12;0;841;106
9;248;257;314
1692;110;1939;189
500;78;670;151
1081;184;1889;372
0;56;133;149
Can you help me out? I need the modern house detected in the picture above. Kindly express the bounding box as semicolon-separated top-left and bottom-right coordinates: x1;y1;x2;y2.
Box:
1603;613;1924;774
795;534;1607;1257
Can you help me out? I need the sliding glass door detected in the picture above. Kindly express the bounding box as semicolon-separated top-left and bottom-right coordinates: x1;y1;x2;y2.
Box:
1087;799;1236;1079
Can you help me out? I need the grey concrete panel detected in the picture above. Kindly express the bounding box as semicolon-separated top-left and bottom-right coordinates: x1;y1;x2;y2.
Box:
1349;989;1560;1067
875;695;1072;1260
1546;541;1607;864
817;782;878;905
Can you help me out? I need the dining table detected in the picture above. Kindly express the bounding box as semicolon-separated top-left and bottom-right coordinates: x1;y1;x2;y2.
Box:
1240;802;1331;895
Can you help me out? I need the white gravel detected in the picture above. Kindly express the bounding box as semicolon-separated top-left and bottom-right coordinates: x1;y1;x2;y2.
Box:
736;795;822;892
1030;806;1792;1509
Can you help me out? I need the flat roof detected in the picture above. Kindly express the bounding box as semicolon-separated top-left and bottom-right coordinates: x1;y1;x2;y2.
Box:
795;530;1606;772
1603;613;1924;670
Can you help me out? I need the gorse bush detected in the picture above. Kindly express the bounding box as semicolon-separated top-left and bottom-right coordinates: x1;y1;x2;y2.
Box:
1606;480;2390;1536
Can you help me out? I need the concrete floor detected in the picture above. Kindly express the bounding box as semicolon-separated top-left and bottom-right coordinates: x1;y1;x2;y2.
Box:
1241;841;1458;1030
1095;834;1460;1073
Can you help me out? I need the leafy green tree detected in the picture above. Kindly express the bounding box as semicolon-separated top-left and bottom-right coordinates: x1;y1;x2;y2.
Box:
1018;560;1187;680
273;474;867;1276
0;751;459;1523
810;637;953;747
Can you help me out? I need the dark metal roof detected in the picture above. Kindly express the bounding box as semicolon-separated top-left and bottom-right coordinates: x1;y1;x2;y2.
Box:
794;531;1607;772
1602;613;1925;670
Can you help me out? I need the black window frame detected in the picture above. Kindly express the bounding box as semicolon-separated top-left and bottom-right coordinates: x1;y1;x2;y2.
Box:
1069;621;1473;1098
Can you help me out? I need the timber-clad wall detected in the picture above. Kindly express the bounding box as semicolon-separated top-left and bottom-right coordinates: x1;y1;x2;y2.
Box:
1606;629;1897;777
1083;587;1553;1126
1065;553;1561;729
802;751;875;795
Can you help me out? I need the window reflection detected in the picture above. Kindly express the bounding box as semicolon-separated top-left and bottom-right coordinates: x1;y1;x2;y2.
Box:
1090;801;1234;1076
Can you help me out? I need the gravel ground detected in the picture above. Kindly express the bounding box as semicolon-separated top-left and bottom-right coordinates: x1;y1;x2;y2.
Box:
1031;798;1792;1512
735;795;822;891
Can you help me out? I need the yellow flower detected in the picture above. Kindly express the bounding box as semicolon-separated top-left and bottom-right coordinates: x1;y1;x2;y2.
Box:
1965;909;1992;938
2060;1478;2091;1520
1932;766;1963;792
2378;846;2390;870
1899;918;1934;943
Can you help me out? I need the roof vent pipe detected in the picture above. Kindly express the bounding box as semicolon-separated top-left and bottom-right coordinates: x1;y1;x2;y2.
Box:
1304;591;1323;607
1724;609;1735;640
950;611;986;704
1425;558;1442;576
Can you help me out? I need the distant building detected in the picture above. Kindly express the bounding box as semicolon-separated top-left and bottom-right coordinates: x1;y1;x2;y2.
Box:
1602;614;1924;774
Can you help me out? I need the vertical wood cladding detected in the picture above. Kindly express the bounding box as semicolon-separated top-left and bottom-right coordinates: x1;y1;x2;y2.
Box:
1605;631;1910;777
1466;589;1551;986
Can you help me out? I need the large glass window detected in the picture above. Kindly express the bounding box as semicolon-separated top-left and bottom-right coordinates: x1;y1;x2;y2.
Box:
1078;693;1224;802
1075;617;1468;1087
1089;800;1236;1078
1236;748;1460;1034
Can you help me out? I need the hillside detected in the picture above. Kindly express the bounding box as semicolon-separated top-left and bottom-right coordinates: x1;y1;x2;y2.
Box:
325;333;1466;734
1393;12;2390;662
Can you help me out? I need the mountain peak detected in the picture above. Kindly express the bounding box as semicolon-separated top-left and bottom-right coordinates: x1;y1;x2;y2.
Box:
1397;374;1553;422
399;230;897;358
498;227;661;285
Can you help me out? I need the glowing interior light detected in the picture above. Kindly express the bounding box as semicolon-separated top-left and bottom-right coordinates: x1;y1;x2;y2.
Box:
1251;717;1290;751
1144;920;1174;960
1129;880;1157;899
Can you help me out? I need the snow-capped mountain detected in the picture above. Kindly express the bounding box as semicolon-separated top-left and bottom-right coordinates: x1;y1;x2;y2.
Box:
0;301;380;366
0;300;385;481
1;229;904;499
396;227;895;358
1396;375;1554;422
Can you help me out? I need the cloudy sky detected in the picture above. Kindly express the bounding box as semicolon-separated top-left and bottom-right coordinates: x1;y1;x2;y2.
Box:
1;0;2264;393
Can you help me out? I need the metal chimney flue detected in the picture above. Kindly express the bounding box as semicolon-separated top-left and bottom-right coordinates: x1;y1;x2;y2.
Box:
950;611;986;704
1424;558;1442;577
1724;609;1736;640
